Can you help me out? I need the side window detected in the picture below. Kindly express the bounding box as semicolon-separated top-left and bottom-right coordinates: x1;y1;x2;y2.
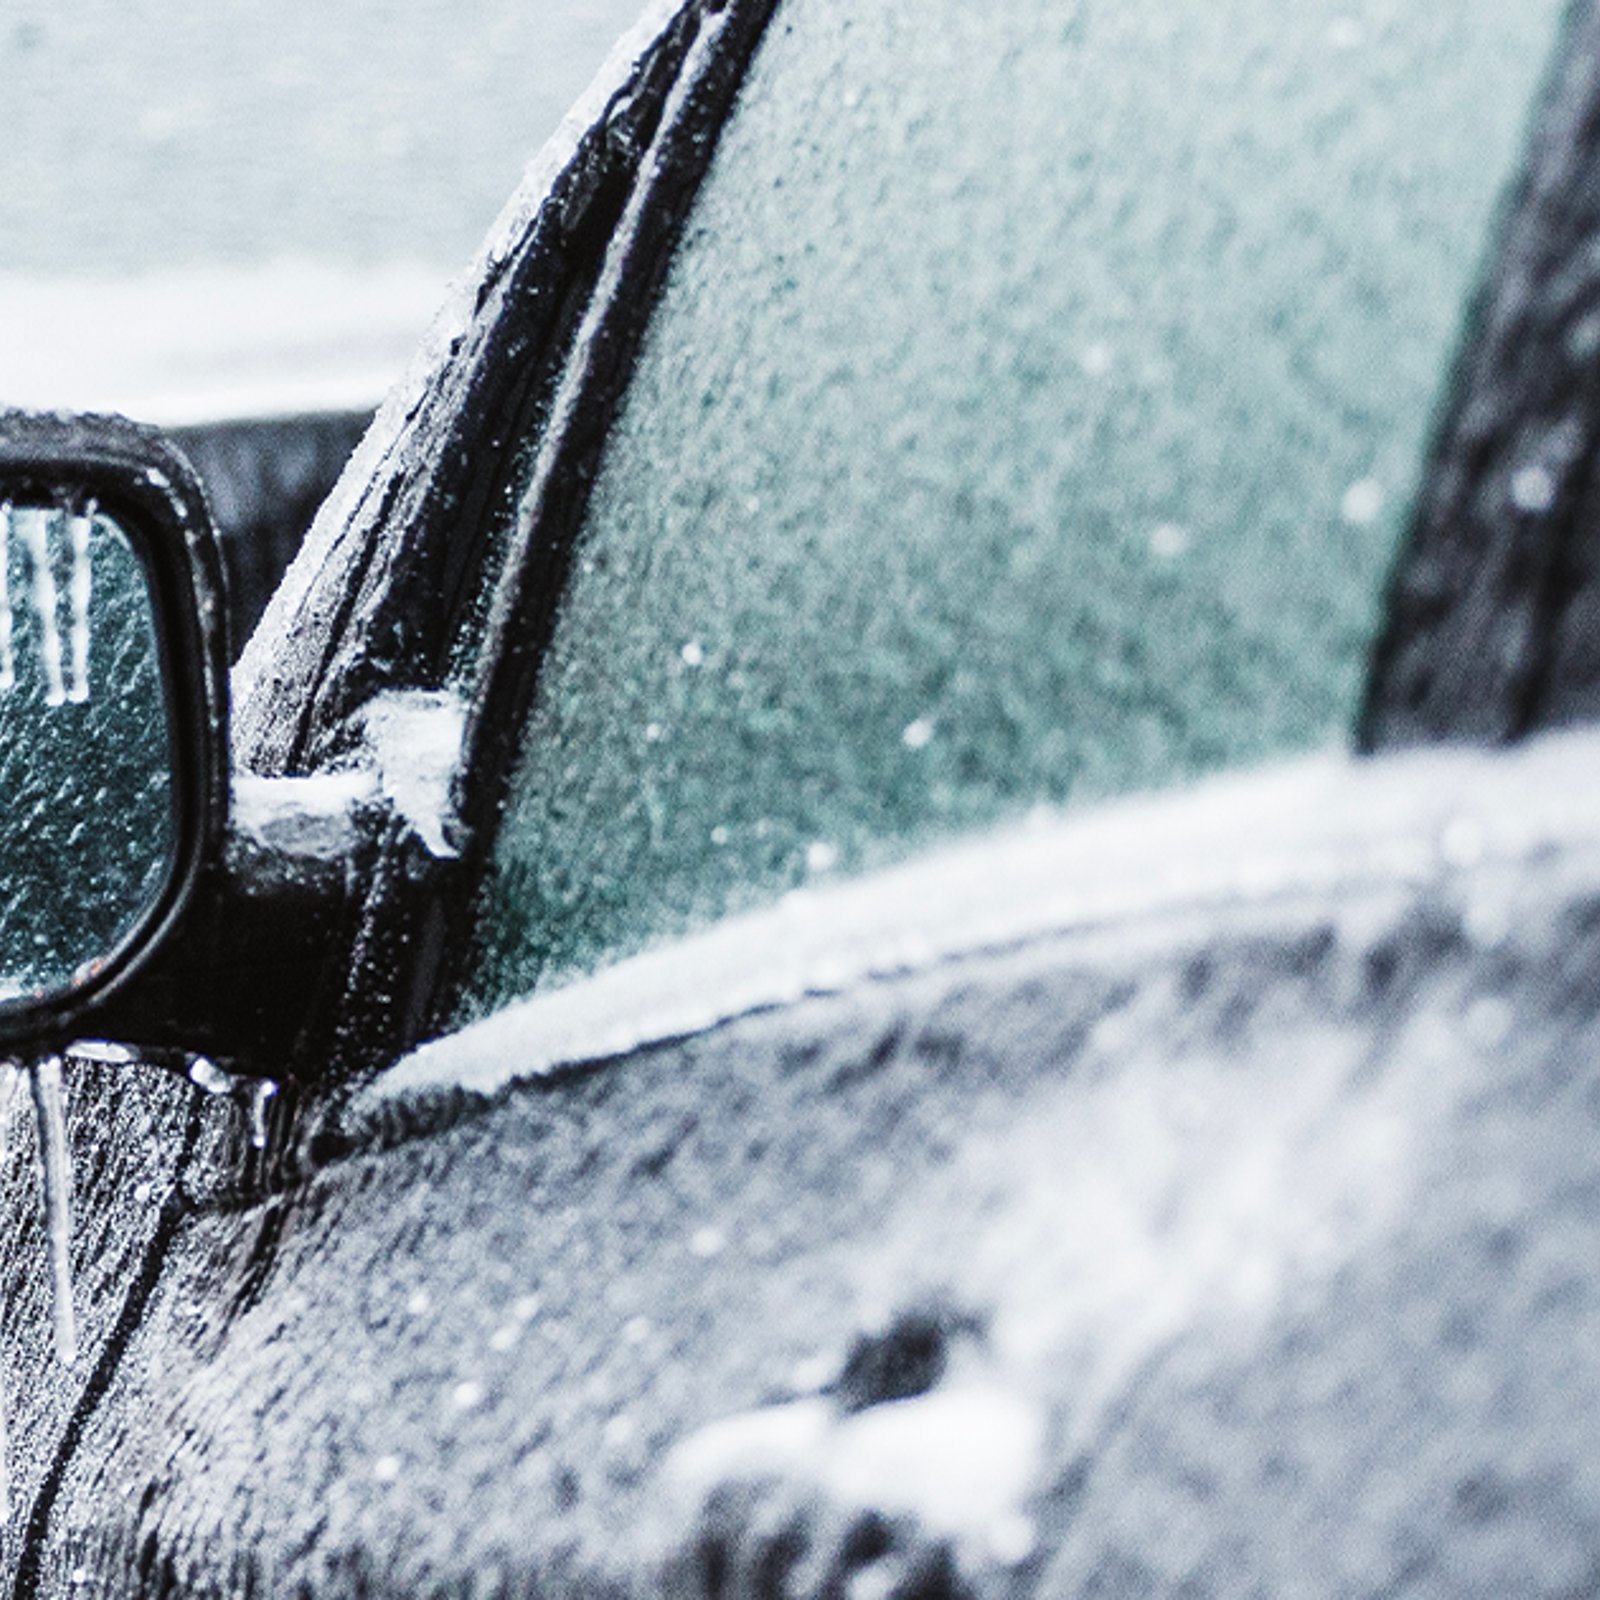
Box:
464;0;1566;1014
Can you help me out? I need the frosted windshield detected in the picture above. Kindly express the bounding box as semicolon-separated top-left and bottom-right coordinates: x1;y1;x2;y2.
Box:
467;0;1565;1013
0;507;174;1001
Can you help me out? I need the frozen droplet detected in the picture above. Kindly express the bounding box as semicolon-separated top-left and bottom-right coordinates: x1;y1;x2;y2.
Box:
806;841;840;874
988;1512;1038;1567
488;1325;519;1353
67;1040;134;1066
1326;16;1365;49
604;1412;637;1449
1079;342;1114;378
790;1352;835;1393
1510;465;1558;514
902;716;935;750
680;640;705;668
644;722;665;743
1340;477;1385;526
407;1288;433;1317
372;1454;402;1483
1465;996;1513;1050
690;1225;726;1259
1438;816;1487;870
65;509;92;703
249;1080;278;1151
131;1180;155;1204
1463;894;1512;952
29;1057;77;1366
450;1379;486;1411
623;1316;652;1346
187;1057;231;1096
1148;522;1191;560
710;824;731;846
512;1293;541;1323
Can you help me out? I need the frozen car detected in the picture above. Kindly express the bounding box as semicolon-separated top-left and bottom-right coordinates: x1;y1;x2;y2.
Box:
0;0;1597;1594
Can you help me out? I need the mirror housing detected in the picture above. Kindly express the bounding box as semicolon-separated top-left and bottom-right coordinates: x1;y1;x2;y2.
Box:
0;411;228;1052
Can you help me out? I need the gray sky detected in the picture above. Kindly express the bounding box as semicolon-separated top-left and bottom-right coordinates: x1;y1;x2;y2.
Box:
0;1;649;418
0;0;648;276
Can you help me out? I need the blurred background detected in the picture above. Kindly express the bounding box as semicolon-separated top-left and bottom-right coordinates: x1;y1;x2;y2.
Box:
0;0;648;642
0;0;647;422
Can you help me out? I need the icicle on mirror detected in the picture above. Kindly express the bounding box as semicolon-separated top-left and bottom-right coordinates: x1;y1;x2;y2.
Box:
0;502;174;1002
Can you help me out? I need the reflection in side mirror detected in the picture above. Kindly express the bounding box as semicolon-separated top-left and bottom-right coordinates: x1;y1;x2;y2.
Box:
0;504;175;1002
0;410;228;1054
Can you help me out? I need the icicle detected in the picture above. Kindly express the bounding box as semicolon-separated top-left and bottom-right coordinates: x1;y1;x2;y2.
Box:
249;1080;279;1151
28;1057;77;1367
0;1062;20;1521
0;502;13;694
65;505;92;704
20;510;66;707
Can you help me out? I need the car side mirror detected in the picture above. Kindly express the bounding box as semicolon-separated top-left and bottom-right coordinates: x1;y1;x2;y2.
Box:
0;411;227;1053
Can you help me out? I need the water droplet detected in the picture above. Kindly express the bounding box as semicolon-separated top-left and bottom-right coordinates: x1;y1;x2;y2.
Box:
644;722;665;743
806;841;840;874
901;716;935;750
1148;522;1191;560
1326;16;1365;49
988;1512;1037;1567
1438;816;1487;869
710;824;730;846
1079;342;1114;378
790;1353;834;1392
450;1379;486;1411
372;1454;402;1483
1340;477;1385;526
1465;997;1513;1050
407;1288;433;1317
690;1226;726;1259
488;1325;519;1353
1510;465;1558;514
512;1294;542;1323
623;1316;652;1346
604;1412;637;1449
680;640;705;668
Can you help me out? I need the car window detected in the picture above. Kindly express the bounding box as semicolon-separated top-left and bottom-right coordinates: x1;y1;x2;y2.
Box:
462;0;1566;1015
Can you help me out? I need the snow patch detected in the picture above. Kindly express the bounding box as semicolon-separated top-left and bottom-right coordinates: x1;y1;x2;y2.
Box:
233;771;374;860
668;1381;1043;1568
360;689;467;859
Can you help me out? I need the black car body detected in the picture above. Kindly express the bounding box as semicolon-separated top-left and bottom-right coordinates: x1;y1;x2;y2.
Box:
1;0;1599;1595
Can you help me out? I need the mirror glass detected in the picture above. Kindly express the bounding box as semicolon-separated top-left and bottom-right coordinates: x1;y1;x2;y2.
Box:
0;503;174;1003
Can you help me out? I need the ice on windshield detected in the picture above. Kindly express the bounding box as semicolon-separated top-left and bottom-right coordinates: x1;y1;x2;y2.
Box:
467;0;1565;1013
0;508;174;999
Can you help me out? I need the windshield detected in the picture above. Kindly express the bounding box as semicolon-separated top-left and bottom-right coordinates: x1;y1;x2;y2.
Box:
465;0;1566;1015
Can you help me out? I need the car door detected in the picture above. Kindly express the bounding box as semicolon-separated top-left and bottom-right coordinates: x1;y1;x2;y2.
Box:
4;0;1598;1594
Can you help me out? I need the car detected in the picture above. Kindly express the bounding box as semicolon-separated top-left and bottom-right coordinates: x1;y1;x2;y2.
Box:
0;0;1595;1594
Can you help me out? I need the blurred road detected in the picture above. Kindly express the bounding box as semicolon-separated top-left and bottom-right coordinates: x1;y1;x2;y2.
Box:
0;0;648;419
